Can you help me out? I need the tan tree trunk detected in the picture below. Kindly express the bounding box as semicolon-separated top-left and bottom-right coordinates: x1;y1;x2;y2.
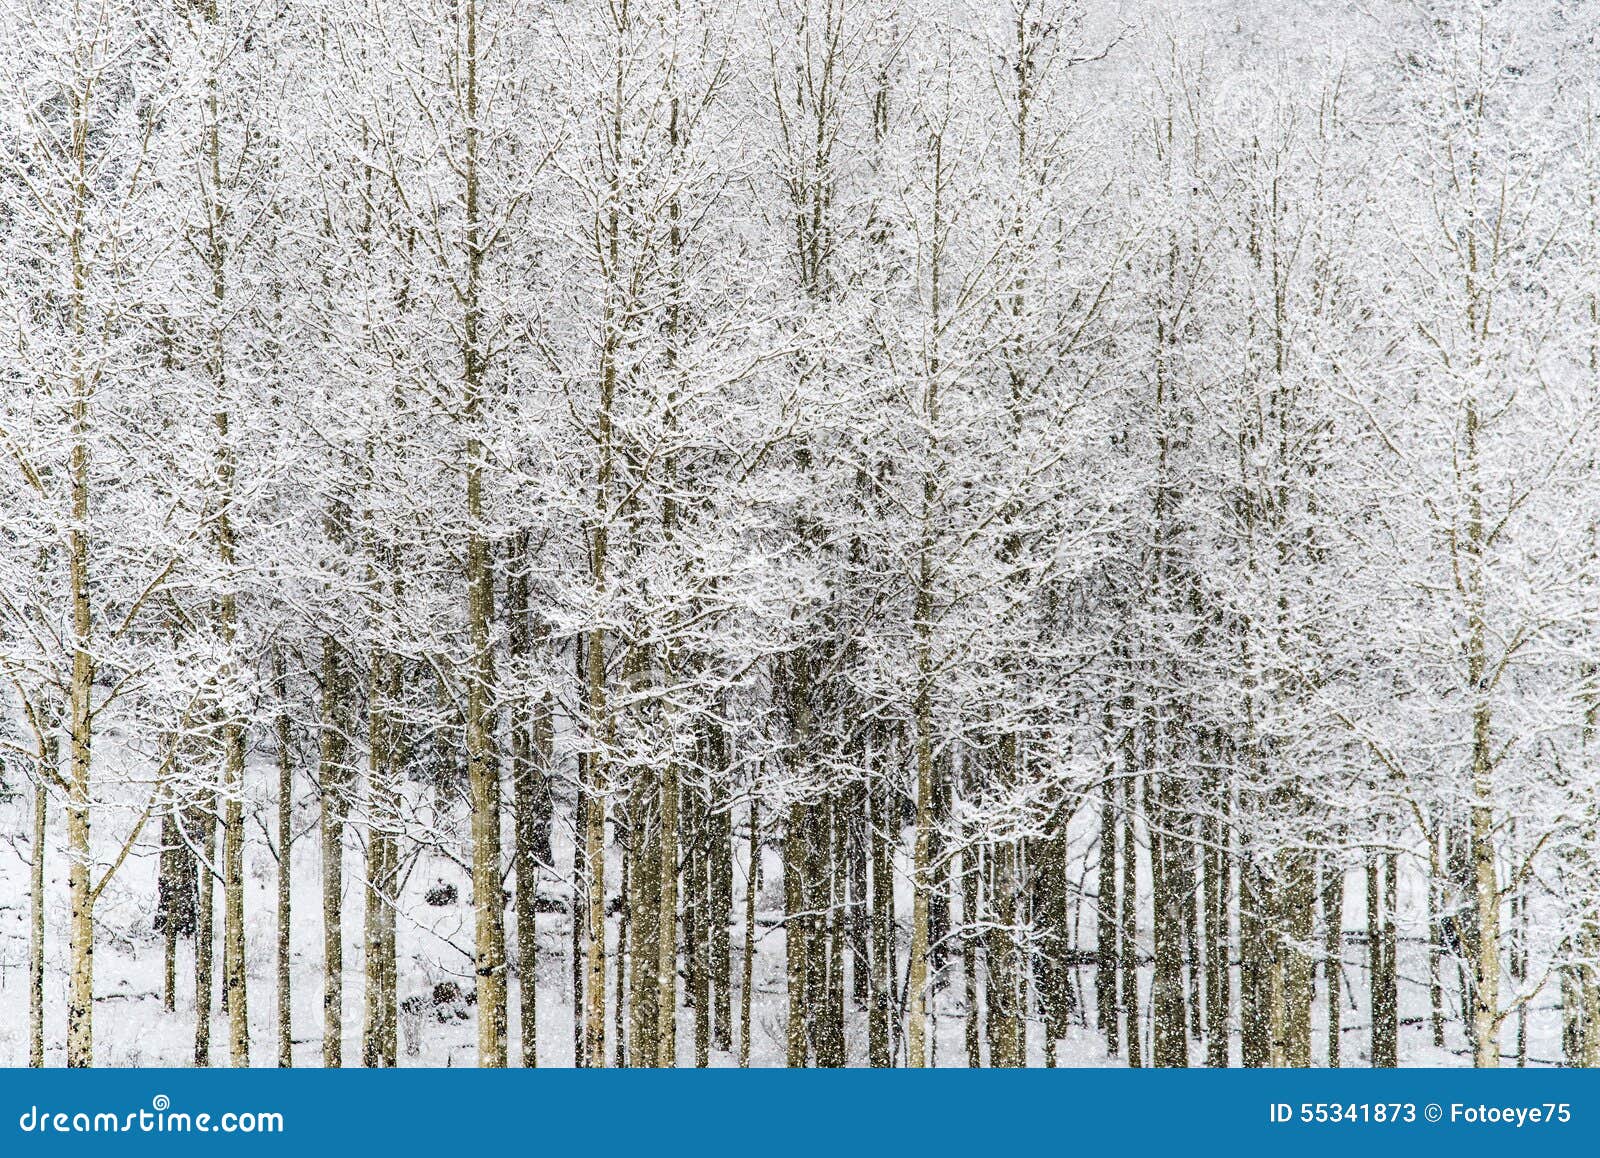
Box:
1150;765;1189;1068
710;779;734;1054
962;845;982;1068
987;833;1023;1067
363;649;400;1067
1322;859;1345;1068
1202;763;1229;1067
63;82;96;1068
1121;772;1142;1068
654;749;678;1066
1367;855;1398;1067
30;775;48;1068
459;0;509;1069
1239;857;1271;1068
868;774;893;1068
691;791;712;1067
1462;389;1499;1069
738;800;760;1068
1098;772;1120;1057
275;650;293;1067
1280;850;1315;1067
194;802;216;1066
907;713;933;1069
784;791;810;1068
508;534;552;1068
319;634;349;1067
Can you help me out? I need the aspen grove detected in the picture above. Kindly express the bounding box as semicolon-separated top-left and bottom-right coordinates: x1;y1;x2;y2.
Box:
3;0;1600;1068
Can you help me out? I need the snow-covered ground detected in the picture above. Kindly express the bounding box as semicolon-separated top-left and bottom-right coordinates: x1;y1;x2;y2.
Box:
0;754;1566;1068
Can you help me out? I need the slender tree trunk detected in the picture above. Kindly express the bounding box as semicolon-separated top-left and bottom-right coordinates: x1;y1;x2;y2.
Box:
190;38;251;1066
1121;771;1142;1068
1368;855;1398;1067
1098;771;1120;1057
615;841;629;1066
319;634;348;1068
691;790;712;1067
194;803;216;1067
655;744;678;1067
1183;833;1203;1045
847;781;870;1011
627;755;660;1067
162;807;180;1014
363;650;398;1068
869;773;892;1067
30;775;47;1068
1203;765;1229;1068
739;801;759;1068
1323;858;1344;1068
906;164;947;1063
807;795;844;1068
459;0;509;1069
65;201;94;1067
514;746;540;1068
509;533;552;1068
1429;822;1446;1049
572;760;587;1067
275;650;294;1067
785;796;810;1067
1150;767;1189;1068
1581;927;1600;1068
1239;858;1270;1068
963;845;982;1068
710;785;734;1053
1281;850;1315;1067
907;678;934;1068
988;835;1023;1067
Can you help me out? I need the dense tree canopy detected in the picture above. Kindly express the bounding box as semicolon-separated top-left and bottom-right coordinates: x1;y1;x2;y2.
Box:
1;0;1598;1067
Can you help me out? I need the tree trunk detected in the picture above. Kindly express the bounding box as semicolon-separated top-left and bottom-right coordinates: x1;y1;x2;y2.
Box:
1322;859;1344;1068
319;634;349;1068
1150;767;1189;1068
1121;772;1142;1068
691;789;712;1067
739;801;759;1068
1203;769;1230;1068
710;781;734;1053
785;795;810;1067
987;833;1023;1067
868;773;893;1067
1429;823;1446;1049
63;63;97;1073
614;841;629;1066
1098;772;1120;1057
363;650;400;1068
963;845;982;1068
1239;858;1270;1068
30;777;47;1068
1368;856;1398;1067
655;744;678;1067
194;802;216;1067
1281;850;1315;1067
907;678;934;1068
459;0;508;1070
572;762;587;1067
275;650;294;1067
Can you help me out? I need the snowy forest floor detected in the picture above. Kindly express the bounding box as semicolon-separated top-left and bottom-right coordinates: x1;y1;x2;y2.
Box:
0;752;1570;1067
